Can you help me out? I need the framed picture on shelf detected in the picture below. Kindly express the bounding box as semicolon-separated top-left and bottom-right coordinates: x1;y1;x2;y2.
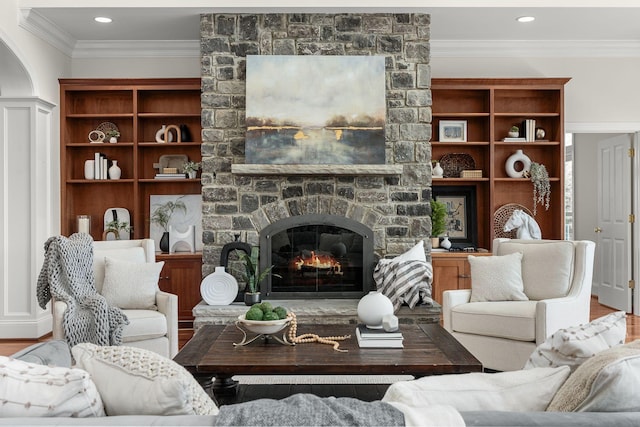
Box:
432;185;477;249
149;194;203;252
439;120;467;142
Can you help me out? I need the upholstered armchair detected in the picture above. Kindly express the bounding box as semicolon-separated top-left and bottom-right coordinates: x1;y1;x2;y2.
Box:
443;238;596;372
52;239;178;358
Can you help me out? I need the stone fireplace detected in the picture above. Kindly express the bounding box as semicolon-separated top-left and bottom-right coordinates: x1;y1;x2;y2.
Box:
200;13;433;298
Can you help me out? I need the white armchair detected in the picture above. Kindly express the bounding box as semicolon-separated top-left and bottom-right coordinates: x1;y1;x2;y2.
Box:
443;238;596;372
52;239;179;358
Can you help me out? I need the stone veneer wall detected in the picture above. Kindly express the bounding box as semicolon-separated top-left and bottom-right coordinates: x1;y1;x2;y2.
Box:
200;13;432;278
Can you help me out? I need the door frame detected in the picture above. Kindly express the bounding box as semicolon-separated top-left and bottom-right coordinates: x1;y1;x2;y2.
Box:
567;122;640;315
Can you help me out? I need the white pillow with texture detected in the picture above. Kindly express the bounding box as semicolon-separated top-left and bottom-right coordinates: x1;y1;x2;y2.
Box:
382;366;570;412
93;246;146;293
0;355;104;417
393;240;426;264
101;257;164;309
525;311;627;372
72;343;218;416
469;252;528;302
547;340;640;412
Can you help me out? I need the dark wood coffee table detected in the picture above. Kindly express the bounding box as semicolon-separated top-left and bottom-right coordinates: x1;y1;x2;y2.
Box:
174;323;481;402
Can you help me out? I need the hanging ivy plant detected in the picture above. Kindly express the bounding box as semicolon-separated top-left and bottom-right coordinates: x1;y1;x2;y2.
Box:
526;162;551;215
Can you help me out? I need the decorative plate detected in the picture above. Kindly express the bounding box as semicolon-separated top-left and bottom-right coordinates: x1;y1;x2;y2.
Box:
439;153;476;178
95;121;119;135
200;266;238;305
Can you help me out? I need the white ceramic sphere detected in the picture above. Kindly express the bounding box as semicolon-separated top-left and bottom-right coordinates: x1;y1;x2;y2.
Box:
357;291;394;329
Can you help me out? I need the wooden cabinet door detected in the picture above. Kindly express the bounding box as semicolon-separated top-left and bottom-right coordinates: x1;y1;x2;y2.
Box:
432;258;468;305
157;255;202;326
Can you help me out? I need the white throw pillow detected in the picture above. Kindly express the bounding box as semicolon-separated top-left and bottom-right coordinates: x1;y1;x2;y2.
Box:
525;311;626;372
393;240;427;264
547;340;640;412
382;366;570;412
72;343;218;416
0;355;104;417
101;257;164;309
469;252;528;302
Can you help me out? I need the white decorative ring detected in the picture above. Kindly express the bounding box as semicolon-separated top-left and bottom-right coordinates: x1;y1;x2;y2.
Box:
505;149;532;178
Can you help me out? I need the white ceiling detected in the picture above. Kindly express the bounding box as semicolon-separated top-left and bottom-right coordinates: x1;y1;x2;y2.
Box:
16;3;640;58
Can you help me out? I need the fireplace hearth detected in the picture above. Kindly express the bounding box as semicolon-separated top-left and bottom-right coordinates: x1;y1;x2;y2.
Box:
259;214;375;299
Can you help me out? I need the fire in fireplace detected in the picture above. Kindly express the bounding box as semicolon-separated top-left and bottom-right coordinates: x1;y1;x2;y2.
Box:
259;214;375;299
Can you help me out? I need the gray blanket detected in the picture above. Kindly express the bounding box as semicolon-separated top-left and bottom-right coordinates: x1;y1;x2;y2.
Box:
213;394;404;426
36;233;128;347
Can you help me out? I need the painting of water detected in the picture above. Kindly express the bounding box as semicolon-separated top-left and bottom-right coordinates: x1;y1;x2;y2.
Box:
246;55;386;165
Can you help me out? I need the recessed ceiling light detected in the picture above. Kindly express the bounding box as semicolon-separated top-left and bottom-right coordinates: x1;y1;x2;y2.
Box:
94;16;112;24
516;16;535;23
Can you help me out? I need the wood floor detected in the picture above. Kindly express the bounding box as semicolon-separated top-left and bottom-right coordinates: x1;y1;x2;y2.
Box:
0;297;638;357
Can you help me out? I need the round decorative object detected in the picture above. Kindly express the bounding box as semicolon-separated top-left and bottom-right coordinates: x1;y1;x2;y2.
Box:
108;160;121;180
505;149;531;178
357;291;394;329
88;130;105;143
508;131;519;138
493;203;534;239
109;137;118;143
440;236;452;250
155;125;174;143
237;314;291;335
96;121;119;136
201;266;239;306
439;153;476;178
536;128;546;140
432;161;444;178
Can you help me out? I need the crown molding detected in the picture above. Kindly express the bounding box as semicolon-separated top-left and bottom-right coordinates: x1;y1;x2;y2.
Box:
72;40;200;58
566;122;640;133
431;39;640;58
18;8;75;57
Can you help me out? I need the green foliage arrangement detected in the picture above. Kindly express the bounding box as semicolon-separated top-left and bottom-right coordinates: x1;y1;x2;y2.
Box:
527;162;551;216
430;198;447;237
150;196;187;232
236;247;281;294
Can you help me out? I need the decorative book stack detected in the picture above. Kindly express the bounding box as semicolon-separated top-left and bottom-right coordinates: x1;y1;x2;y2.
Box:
355;324;404;348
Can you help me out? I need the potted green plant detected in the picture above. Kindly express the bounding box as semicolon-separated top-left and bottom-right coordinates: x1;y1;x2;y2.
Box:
508;125;520;138
526;162;551;216
236;247;280;306
150;197;187;252
182;161;200;179
102;219;130;240
105;129;120;143
430;198;447;249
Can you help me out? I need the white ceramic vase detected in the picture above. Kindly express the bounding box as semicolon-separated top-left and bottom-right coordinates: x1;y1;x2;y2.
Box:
155;125;173;143
440;236;452;250
505;149;532;178
432;161;444;178
84;160;95;180
108;160;121;180
357;291;394;329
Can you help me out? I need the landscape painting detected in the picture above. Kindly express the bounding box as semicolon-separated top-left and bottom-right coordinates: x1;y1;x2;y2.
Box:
245;55;386;165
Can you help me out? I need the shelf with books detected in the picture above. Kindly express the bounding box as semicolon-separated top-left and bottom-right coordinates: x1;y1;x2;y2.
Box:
431;78;569;247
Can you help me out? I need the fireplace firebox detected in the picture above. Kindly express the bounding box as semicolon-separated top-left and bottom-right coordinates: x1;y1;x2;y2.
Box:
259;214;375;299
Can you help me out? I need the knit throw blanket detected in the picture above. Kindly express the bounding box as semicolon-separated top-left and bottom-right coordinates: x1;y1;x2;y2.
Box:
373;259;434;311
37;234;128;347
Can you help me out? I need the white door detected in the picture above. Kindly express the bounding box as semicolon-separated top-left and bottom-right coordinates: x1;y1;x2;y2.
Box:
596;135;633;312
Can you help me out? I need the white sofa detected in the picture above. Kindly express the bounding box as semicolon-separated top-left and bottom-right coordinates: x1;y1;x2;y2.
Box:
443;238;596;371
52;239;179;358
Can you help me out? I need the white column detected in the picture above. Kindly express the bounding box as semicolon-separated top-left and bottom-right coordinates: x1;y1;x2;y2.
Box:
0;97;56;338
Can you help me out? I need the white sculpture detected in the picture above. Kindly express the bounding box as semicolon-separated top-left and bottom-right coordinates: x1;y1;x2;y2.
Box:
504;209;542;240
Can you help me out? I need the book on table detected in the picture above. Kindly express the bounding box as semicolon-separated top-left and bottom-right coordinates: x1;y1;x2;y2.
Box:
355;324;404;348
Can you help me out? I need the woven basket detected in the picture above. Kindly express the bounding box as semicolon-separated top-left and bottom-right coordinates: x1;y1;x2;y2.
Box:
493;203;534;239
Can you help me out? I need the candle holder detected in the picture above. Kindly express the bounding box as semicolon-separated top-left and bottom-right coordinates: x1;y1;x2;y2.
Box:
76;215;91;235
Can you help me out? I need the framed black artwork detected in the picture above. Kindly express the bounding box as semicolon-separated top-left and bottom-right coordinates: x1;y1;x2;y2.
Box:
432;185;478;249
